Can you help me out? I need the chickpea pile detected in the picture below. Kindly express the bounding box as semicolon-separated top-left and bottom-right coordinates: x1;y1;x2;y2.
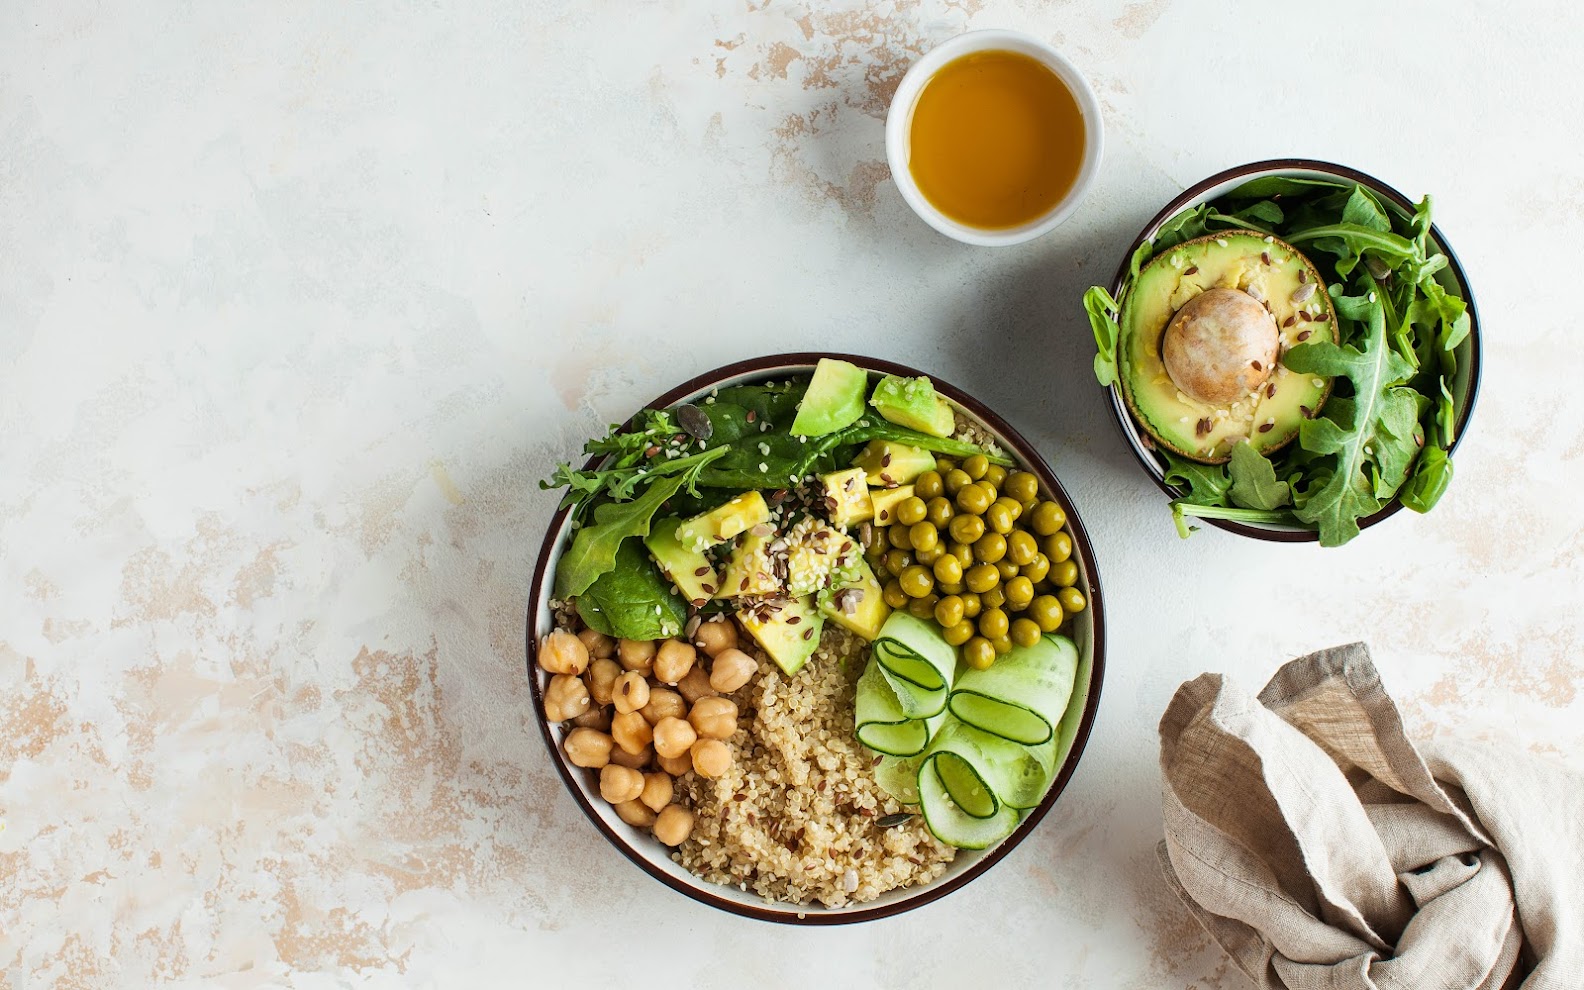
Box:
538;618;756;847
865;453;1088;670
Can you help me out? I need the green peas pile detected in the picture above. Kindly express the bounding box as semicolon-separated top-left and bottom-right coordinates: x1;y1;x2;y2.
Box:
864;454;1089;670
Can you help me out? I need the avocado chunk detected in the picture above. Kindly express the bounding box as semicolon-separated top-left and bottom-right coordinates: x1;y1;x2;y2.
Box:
852;440;936;487
1119;232;1336;463
739;595;825;675
675;491;770;551
644;517;720;605
819;467;873;527
790;358;869;437
784;516;861;598
819;558;890;641
869;374;956;438
720;533;780;598
869;484;916;527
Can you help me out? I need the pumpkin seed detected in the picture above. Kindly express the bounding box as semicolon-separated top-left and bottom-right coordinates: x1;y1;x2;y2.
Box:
677;403;713;441
876;812;915;828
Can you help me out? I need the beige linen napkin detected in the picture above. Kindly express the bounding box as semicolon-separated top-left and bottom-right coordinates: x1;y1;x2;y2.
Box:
1159;643;1584;990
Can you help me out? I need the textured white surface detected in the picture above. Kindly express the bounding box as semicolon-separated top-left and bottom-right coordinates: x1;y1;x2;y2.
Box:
2;1;1579;987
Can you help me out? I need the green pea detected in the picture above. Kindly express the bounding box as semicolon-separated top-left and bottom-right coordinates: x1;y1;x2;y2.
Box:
935;457;957;474
883;580;909;609
980;586;1006;610
949;541;975;569
942;618;975;646
985;502;1015;535
1042;531;1073;563
959;592;982;619
956;483;991;515
974;532;1007;564
1057;586;1087;615
1004;576;1034;610
1030;501;1067;536
996;559;1019;581
1004;471;1040;504
965;563;999;594
990;635;1012;656
1010;618;1042;648
1006;530;1038;566
938;580;964;596
1029;595;1063;632
888;525;913;550
914;470;944;500
900;565;935;599
949;514;985;545
909;521;939;553
932;553;963;586
907;594;939;620
963;454;989;480
896;496;928;527
925;497;954;528
943;469;972;496
913;544;943;565
983;464;1007;489
964;637;996;670
1052;559;1079;588
883;549;912;578
975;480;999;504
934;595;965;628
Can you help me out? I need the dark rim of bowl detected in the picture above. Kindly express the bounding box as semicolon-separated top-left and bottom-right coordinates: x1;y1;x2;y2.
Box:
1104;158;1483;543
525;352;1107;925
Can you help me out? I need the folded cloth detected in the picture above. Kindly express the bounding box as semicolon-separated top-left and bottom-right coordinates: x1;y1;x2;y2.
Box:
1158;643;1584;990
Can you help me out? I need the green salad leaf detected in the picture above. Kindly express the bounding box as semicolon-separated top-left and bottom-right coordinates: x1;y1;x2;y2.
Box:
574;538;688;640
554;471;699;599
1227;441;1291;511
1085;286;1122;388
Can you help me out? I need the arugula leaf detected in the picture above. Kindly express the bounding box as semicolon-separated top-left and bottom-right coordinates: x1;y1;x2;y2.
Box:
1228;441;1291;510
1161;453;1232;504
1221;175;1350;200
1340;185;1392;232
1285;223;1417;267
1085;286;1122;388
1283;288;1421;546
1401;443;1453;513
575;538;689;640
554;471;698;599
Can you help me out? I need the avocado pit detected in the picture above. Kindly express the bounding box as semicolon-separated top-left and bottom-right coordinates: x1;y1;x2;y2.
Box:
1160;287;1279;406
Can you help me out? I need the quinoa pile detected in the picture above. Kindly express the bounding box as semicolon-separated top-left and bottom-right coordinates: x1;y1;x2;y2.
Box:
674;627;955;908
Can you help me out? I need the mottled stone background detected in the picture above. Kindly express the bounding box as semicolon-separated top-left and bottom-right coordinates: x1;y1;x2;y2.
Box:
2;0;1579;987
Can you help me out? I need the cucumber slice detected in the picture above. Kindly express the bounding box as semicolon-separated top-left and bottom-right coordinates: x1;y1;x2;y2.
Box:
948;634;1078;745
933;753;997;819
918;757;1018;850
874;753;925;805
925;717;1056;812
855;661;937;756
872;611;957;719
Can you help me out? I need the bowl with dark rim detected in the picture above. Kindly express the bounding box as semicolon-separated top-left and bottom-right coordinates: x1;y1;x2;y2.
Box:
527;353;1106;924
1104;159;1482;542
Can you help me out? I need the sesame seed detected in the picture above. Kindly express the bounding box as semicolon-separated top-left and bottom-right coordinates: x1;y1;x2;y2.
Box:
1312;378;1324;388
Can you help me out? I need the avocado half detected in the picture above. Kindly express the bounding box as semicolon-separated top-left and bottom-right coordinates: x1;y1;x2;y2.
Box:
1118;232;1336;464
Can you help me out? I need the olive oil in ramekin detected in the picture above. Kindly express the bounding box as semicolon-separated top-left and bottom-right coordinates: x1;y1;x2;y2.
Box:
907;49;1086;230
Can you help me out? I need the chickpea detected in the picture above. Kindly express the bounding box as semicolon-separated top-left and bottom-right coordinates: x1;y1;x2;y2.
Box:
570;706;611;732
618;638;656;674
586;658;622;706
708;648;756;693
611;671;650;715
653;716;699;759
543;674;590;722
600;764;645;804
611;710;653;755
639;772;674;812
641;687;687;725
691;738;732;778
653;639;696;685
656;750;693;776
563;727;613;768
577;628;616;660
614;799;657;828
676;665;717;705
694;618;738;656
539;630;589;676
609;743;653;769
688;696;738;740
653;805;694;846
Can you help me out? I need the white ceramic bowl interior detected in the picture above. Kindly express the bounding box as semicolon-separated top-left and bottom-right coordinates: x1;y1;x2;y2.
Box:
1107;163;1481;540
530;359;1101;922
884;29;1105;247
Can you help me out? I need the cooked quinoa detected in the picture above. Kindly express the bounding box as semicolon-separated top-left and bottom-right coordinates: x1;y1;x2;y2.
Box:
674;627;955;908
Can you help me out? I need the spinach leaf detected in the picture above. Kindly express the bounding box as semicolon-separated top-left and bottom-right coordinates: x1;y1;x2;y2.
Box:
1284;287;1422;546
1222;175;1350;200
554;471;697;599
1228;441;1292;511
575;539;688;640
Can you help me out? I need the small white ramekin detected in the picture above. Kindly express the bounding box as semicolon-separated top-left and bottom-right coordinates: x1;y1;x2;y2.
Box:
885;29;1104;247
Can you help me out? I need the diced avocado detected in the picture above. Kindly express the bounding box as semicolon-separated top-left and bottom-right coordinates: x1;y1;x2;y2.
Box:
819;467;873;527
739;595;825;675
720;533;780;598
675;491;770;551
869;374;956;438
785;516;861;598
869;485;916;527
645;517;720;605
790;358;869;437
819;558;890;640
852;440;936;487
1119;232;1335;464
